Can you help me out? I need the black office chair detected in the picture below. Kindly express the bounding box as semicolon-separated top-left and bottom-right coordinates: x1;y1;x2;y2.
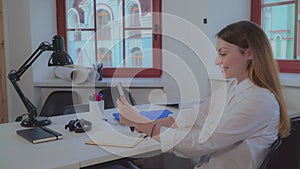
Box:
62;87;136;115
63;104;89;115
40;91;81;117
259;137;282;169
259;116;300;169
99;87;136;109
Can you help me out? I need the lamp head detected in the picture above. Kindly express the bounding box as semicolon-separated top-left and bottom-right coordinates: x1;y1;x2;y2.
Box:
48;35;74;66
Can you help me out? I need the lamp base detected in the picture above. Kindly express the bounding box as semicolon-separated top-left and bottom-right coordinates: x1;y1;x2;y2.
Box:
20;116;52;127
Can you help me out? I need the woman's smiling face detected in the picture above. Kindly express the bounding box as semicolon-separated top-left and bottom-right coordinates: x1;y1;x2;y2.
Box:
215;38;252;83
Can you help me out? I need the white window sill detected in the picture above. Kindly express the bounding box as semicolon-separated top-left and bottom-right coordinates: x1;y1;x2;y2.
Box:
209;73;300;88
34;73;300;88
34;78;164;88
279;73;300;87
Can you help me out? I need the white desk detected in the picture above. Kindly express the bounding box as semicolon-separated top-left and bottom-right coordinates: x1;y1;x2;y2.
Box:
0;104;171;169
0;122;79;169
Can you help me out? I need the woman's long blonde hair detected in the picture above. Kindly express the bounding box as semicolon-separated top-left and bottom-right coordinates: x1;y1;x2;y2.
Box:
216;21;290;138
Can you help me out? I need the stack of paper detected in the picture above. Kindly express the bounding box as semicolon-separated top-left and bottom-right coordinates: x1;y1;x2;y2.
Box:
54;65;99;84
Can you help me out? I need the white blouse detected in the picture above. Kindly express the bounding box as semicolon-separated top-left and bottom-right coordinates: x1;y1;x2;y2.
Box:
160;79;280;169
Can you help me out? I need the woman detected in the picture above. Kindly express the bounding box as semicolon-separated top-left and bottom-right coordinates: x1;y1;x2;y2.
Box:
117;21;290;169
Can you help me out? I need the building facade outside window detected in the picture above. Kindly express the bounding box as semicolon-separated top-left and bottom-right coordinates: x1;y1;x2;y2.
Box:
57;0;162;77
251;0;300;73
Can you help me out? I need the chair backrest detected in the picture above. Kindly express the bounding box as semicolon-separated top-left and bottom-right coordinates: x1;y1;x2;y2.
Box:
259;137;282;169
40;91;81;117
261;116;300;169
99;87;136;109
63;104;89;115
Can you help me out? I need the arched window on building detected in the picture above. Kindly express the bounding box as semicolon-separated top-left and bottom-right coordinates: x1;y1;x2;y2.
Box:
276;35;282;59
97;9;111;40
67;11;78;28
131;47;142;67
130;4;141;38
67;10;81;41
76;48;84;65
98;48;112;67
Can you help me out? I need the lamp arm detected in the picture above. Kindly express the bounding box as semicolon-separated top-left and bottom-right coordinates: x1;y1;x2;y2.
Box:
7;42;52;120
15;42;52;78
9;79;37;119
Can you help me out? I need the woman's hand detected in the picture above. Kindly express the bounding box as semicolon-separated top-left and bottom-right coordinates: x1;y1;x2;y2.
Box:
116;96;150;127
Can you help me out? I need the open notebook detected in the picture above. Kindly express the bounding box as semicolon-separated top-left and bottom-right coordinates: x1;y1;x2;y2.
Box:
86;109;173;148
85;127;147;148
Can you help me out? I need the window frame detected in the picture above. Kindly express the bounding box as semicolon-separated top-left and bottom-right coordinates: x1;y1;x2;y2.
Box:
56;0;162;77
251;0;300;73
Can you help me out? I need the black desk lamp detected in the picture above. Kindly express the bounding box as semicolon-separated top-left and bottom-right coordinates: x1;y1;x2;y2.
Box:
7;35;73;127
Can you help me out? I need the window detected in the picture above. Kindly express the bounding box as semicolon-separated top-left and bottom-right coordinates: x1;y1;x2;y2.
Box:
251;0;300;73
97;9;111;40
98;48;112;67
56;0;162;77
131;47;142;67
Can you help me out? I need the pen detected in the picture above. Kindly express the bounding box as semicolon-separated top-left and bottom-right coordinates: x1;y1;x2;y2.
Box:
98;93;103;101
139;134;148;138
130;126;135;132
102;118;117;126
89;95;95;101
94;92;98;101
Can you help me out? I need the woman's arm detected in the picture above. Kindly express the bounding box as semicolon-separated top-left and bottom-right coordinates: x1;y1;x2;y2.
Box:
133;117;176;141
116;96;177;141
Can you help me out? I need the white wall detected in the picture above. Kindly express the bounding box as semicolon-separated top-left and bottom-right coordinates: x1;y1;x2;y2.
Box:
30;0;57;82
162;0;250;102
206;0;251;45
282;86;300;113
4;0;33;122
3;0;56;122
162;0;209;103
